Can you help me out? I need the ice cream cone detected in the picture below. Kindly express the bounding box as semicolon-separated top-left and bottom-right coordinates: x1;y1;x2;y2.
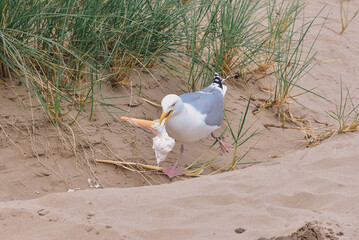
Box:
121;117;160;131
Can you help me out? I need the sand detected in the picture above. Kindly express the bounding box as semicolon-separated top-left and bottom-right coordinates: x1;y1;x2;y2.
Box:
1;133;358;239
1;0;359;239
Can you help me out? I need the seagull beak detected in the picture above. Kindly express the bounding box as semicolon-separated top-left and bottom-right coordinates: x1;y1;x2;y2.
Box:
160;110;173;124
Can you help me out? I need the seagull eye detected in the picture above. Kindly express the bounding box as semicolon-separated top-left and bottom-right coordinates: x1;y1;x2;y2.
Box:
171;103;176;107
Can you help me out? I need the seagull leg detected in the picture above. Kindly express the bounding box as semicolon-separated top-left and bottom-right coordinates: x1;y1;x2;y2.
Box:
162;144;184;180
211;133;234;154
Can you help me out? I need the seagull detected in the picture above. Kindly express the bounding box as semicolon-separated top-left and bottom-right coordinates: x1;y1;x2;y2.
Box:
159;73;233;178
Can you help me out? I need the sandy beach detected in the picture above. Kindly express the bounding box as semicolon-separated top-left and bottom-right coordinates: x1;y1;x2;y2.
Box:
1;0;359;239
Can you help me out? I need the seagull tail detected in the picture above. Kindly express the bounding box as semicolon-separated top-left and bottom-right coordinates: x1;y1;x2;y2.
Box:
213;73;228;96
213;73;223;89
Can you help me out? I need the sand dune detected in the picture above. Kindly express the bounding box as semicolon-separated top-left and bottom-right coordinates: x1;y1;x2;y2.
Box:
1;0;359;239
1;133;358;239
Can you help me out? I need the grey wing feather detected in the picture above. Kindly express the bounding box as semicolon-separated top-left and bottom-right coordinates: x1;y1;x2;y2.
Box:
180;86;224;127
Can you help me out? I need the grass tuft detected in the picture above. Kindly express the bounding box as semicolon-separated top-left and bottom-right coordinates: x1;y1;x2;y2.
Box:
326;81;359;133
226;97;261;170
338;0;359;35
253;0;324;127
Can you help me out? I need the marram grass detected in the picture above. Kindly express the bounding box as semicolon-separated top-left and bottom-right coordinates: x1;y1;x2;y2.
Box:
1;0;323;129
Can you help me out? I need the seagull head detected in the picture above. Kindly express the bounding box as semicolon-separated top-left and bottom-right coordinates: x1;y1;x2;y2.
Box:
160;94;183;124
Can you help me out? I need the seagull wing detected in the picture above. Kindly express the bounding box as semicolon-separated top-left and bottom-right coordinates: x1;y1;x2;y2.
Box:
179;86;224;127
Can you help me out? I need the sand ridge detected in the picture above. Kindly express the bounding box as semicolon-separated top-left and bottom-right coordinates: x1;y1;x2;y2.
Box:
0;133;358;239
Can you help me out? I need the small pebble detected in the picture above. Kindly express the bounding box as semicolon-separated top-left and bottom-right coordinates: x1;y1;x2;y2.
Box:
87;211;96;217
38;209;49;216
235;227;246;234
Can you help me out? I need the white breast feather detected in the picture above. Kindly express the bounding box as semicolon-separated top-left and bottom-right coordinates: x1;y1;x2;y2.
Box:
165;103;219;143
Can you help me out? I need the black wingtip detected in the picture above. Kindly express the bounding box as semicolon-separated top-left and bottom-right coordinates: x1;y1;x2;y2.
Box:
213;72;223;89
